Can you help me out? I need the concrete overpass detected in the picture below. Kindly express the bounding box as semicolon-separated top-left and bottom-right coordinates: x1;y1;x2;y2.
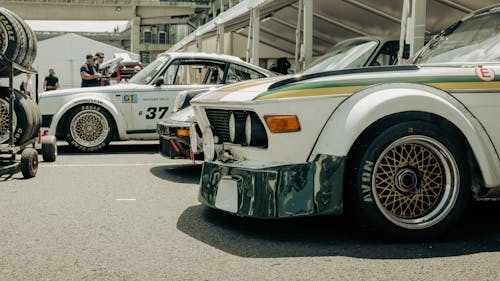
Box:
0;0;211;56
0;0;203;21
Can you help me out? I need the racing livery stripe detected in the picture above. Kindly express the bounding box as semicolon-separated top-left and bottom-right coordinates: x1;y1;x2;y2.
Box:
255;86;366;100
217;77;281;92
254;76;500;100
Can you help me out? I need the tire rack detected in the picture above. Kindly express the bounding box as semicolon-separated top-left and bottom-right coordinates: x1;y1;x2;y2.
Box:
0;54;39;178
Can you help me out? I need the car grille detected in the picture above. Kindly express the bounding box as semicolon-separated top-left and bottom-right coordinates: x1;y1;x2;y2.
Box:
205;109;266;146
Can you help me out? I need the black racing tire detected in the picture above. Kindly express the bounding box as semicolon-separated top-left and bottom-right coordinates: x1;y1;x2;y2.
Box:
0;8;37;75
0;8;21;63
41;135;57;162
4;8;36;67
26;95;41;141
63;104;115;152
349;120;470;240
1;9;28;66
0;87;34;145
20;147;38;178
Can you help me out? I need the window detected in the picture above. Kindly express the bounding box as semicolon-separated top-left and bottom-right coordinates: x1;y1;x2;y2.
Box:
226;64;266;83
143;30;152;43
159;31;167;44
140;51;151;64
370;41;399;66
162;60;226;85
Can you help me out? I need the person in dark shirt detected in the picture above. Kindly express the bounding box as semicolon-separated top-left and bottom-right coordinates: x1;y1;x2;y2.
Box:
94;51;109;86
94;51;104;72
43;67;59;91
80;54;101;87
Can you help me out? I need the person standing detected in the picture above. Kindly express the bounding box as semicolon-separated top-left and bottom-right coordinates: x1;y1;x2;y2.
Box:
94;51;104;72
43;67;59;91
21;73;33;97
94;51;109;86
80;54;101;87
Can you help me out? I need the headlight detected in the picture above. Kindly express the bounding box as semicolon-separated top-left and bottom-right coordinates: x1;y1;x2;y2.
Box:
203;126;216;162
229;113;236;142
229;112;245;144
173;90;188;112
245;113;268;147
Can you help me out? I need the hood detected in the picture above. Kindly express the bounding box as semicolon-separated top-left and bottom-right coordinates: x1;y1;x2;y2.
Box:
192;65;500;104
40;83;144;98
192;76;288;103
167;106;196;123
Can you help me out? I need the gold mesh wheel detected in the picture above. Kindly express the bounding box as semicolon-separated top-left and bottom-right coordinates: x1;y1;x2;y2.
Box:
0;98;16;144
69;109;110;148
372;135;459;230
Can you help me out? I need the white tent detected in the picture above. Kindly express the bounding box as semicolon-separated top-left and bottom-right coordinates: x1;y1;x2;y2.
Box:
32;33;139;90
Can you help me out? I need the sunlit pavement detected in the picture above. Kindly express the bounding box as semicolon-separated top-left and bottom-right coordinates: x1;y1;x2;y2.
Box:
1;141;500;281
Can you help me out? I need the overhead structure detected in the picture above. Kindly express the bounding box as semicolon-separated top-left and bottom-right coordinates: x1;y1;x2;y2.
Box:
169;0;498;67
0;0;210;62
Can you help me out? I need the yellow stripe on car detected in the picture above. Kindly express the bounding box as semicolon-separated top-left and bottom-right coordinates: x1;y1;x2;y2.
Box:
255;81;500;101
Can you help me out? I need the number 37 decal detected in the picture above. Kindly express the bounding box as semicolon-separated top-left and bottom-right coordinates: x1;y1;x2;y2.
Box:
145;107;169;119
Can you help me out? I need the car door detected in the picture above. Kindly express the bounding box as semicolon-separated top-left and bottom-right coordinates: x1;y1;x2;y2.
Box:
127;55;170;134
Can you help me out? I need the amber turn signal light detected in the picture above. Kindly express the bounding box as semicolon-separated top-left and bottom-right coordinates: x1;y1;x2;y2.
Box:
176;128;190;137
264;115;300;133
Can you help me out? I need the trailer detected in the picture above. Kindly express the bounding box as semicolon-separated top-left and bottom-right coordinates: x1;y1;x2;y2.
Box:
0;55;56;179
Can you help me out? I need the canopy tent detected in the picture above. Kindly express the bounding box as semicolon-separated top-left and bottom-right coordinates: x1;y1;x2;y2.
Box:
169;0;498;68
32;33;139;90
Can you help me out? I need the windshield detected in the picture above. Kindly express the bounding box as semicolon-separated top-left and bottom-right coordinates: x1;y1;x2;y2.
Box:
414;10;500;64
129;55;169;84
304;39;378;74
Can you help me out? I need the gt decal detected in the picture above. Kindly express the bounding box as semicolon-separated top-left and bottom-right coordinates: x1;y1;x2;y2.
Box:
145;107;169;119
122;94;137;103
361;160;374;202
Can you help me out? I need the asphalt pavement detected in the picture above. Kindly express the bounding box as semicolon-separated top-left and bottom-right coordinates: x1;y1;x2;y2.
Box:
1;141;500;281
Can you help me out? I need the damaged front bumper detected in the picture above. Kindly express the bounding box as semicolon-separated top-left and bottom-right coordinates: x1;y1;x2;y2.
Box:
199;154;346;218
157;120;202;159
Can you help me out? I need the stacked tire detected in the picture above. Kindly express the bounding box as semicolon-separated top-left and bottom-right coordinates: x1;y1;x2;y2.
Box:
0;7;37;75
0;87;41;145
0;9;39;146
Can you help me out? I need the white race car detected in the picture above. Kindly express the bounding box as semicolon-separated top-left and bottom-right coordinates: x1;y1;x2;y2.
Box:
158;37;400;159
38;52;274;152
191;5;500;239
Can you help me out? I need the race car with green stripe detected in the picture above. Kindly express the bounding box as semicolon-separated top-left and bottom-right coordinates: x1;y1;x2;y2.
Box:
38;52;274;152
191;4;500;240
158;37;400;160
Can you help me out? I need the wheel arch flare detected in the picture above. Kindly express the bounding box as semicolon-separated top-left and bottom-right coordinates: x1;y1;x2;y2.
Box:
310;82;500;188
51;96;127;140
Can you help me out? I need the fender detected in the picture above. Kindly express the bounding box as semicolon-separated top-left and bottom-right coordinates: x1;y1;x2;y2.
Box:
310;83;500;188
48;94;128;140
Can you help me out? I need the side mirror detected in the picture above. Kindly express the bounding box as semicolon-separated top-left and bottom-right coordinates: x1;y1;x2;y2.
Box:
155;78;164;87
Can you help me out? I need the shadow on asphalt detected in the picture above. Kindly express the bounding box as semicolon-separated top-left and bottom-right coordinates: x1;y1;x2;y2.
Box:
150;164;202;184
177;202;500;259
57;142;159;155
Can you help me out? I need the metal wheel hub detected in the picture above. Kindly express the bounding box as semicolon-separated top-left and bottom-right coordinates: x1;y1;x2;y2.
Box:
372;135;459;230
70;110;109;147
394;166;421;195
0;98;17;144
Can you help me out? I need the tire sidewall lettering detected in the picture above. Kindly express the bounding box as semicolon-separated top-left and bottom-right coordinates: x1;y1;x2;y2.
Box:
361;160;374;202
64;104;113;152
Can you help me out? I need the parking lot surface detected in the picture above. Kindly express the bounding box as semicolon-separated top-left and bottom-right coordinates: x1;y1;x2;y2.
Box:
1;142;500;281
